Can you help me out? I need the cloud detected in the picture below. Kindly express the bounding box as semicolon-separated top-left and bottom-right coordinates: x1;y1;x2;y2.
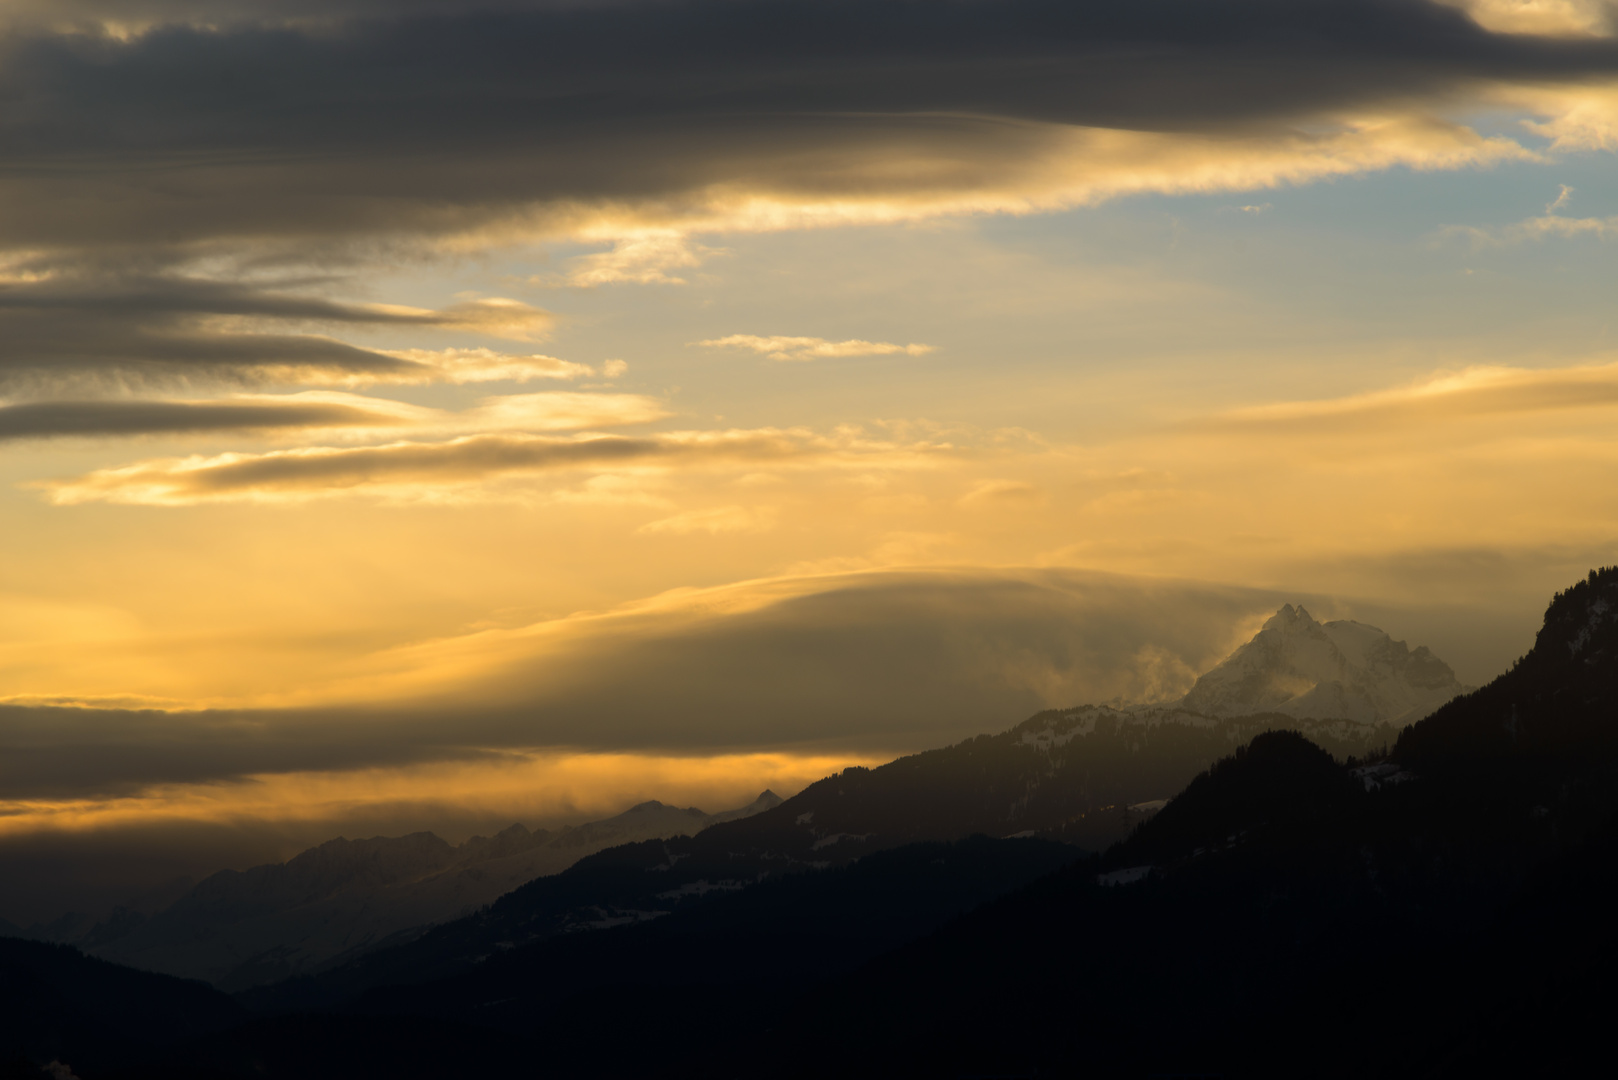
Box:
697;335;936;363
639;505;778;535
0;1;1603;256
466;392;669;432
0;390;663;443
1192;361;1618;434
0;567;1303;805
34;426;948;505
1498;212;1618;240
1439;0;1615;36
958;479;1044;507
362;348;592;385
561;232;714;286
0;392;416;441
0;265;557;389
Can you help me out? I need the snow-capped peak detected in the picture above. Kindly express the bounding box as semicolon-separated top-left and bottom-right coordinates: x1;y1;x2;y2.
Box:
1175;606;1471;726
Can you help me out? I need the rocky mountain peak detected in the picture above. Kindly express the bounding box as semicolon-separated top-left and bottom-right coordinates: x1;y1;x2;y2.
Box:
1178;605;1470;726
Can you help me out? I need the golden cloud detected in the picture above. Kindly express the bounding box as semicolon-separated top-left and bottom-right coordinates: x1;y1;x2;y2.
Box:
697;335;935;362
0;749;879;839
362;348;594;385
1192;362;1618;434
638;504;779;536
34;426;952;505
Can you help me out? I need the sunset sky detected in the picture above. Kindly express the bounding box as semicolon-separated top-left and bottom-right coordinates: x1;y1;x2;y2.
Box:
5;0;1618;909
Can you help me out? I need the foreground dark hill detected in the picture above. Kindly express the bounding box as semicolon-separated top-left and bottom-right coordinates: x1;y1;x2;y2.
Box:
186;836;1078;1079
0;937;242;1078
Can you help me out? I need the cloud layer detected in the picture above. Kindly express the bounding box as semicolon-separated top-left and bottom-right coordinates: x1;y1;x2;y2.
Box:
0;568;1293;803
36;425;946;504
0;1;1612;252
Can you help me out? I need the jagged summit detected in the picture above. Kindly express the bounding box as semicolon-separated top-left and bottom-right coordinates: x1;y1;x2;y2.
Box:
1177;604;1470;726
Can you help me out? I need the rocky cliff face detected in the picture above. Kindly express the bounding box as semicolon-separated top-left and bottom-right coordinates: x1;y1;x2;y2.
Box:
1177;604;1470;725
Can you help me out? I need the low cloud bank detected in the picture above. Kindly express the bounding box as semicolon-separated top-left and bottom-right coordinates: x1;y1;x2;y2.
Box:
0;567;1372;807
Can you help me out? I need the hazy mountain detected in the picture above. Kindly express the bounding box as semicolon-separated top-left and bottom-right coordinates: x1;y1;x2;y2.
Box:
1176;603;1471;725
81;791;781;990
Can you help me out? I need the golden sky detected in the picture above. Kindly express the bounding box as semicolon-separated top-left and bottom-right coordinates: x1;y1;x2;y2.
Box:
4;0;1618;862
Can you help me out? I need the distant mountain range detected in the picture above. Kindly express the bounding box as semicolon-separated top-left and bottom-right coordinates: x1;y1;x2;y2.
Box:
14;792;780;991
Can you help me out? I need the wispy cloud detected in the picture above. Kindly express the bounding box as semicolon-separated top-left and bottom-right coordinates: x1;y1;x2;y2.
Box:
363;348;594;386
1441;185;1618;246
0;390;665;443
639;505;778;535
697;335;935;363
958;479;1044;507
35;427;950;505
0;266;559;389
560;233;716;287
1191;362;1618;434
0;392;418;442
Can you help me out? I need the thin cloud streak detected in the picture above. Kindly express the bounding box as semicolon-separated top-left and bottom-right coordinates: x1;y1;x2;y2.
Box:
0;390;664;442
1191;362;1618;434
698;335;935;362
0;267;556;388
0;396;404;442
36;427;950;505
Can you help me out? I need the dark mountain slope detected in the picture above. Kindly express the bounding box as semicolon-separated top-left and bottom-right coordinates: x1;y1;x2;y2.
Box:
0;937;242;1079
1399;566;1618;767
245;701;1342;1011
171;837;1080;1078
1109;728;1363;865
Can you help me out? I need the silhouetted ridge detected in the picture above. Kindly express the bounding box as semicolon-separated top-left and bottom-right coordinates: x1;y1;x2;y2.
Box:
1115;730;1361;866
1397;565;1618;769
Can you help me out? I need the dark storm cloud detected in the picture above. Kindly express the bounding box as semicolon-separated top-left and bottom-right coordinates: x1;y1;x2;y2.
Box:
0;270;551;386
0;1;1613;248
0;398;399;440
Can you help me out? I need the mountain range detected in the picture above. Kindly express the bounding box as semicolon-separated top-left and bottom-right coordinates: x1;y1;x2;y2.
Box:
3;604;1470;999
11;593;1584;1078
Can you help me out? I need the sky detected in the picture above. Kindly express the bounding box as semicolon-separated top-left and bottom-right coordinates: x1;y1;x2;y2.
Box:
5;0;1618;917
